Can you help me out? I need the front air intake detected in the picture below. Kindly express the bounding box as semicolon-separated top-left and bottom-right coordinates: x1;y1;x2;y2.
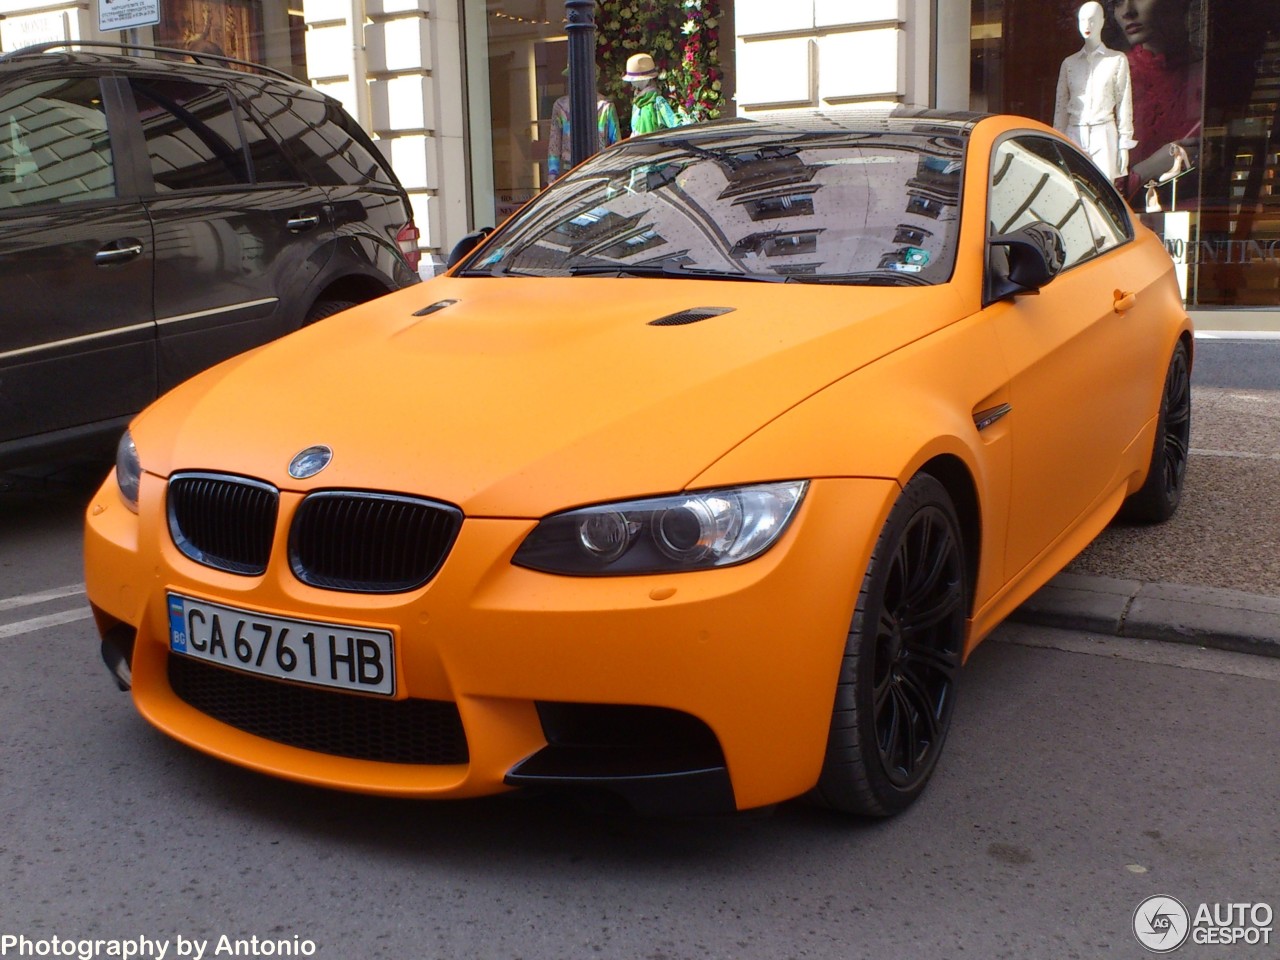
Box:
168;655;468;765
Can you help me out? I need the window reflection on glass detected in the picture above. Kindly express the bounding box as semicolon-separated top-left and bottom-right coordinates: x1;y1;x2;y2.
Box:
968;0;1280;307
463;124;966;286
486;11;569;221
131;79;249;190
0;78;115;209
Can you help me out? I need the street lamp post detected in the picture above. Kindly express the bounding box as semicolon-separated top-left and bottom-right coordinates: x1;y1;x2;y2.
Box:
564;0;598;168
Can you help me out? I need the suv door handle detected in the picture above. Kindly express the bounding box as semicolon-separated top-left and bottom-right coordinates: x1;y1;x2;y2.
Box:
287;214;321;232
1113;289;1138;313
95;239;145;265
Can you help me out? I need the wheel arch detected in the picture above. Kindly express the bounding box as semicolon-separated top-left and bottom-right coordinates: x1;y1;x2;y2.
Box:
917;453;981;618
308;273;394;313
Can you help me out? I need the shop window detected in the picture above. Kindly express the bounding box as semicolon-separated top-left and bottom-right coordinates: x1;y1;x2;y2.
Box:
153;0;308;83
971;0;1280;307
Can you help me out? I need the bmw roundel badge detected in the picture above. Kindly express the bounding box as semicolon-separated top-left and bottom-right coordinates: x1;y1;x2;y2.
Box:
288;445;333;479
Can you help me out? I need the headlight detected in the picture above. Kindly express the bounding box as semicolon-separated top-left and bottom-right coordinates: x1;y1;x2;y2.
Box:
115;430;141;512
513;481;808;575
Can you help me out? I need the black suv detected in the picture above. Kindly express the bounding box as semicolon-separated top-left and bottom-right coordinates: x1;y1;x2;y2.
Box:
0;44;420;468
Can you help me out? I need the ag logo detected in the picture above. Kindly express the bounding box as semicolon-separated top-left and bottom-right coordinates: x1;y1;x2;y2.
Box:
1134;895;1191;953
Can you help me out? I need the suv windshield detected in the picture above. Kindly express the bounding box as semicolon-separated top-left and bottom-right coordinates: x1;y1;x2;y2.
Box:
463;127;965;285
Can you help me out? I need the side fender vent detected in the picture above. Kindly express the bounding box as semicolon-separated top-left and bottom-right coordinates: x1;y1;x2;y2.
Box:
649;307;734;327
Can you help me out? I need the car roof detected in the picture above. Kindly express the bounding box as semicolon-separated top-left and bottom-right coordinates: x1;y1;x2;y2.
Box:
626;108;986;149
0;43;309;92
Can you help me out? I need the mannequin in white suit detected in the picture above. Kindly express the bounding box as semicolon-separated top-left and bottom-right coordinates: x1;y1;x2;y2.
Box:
1053;1;1136;180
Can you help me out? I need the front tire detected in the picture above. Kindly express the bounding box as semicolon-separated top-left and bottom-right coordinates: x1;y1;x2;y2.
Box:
813;473;967;817
1121;340;1191;523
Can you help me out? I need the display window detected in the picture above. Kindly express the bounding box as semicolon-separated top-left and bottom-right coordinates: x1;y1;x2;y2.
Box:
477;0;725;225
971;0;1280;306
151;0;307;80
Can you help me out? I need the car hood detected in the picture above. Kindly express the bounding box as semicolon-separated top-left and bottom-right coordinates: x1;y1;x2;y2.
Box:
134;276;968;516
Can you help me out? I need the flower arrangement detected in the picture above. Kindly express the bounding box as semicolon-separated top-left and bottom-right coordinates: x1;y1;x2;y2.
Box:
595;0;723;134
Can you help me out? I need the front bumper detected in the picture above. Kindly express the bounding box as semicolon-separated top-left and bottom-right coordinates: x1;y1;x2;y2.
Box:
84;473;897;812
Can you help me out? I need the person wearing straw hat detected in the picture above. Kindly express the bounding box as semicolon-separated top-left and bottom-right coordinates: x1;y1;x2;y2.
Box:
623;52;680;136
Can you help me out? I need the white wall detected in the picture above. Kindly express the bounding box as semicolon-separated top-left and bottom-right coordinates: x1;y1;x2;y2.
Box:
305;0;468;263
733;0;950;113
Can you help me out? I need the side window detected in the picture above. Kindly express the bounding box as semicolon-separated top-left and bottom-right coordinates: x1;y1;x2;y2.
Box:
989;136;1095;269
129;78;249;190
237;88;341;186
324;105;398;188
234;99;304;185
1056;143;1133;256
260;91;396;188
0;77;115;209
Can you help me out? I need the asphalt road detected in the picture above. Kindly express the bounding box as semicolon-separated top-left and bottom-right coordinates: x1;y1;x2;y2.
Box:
2;427;1279;959
1191;337;1280;390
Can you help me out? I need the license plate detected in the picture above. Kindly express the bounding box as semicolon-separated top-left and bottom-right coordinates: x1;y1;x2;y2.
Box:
167;594;395;696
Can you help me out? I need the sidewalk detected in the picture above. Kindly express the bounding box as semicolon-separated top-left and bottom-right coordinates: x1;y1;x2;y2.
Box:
1013;322;1280;657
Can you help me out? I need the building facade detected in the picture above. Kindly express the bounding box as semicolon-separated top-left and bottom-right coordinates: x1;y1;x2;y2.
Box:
2;0;1277;308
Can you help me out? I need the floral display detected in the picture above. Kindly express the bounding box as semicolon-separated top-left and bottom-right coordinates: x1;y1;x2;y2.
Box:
595;0;723;133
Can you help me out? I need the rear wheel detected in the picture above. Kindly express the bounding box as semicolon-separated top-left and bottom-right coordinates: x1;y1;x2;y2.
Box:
1121;340;1191;523
813;473;967;816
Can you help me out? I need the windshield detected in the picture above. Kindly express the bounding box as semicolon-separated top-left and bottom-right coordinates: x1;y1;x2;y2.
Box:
462;127;965;285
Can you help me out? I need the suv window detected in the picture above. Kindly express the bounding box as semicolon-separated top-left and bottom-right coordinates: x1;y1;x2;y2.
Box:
254;89;396;188
0;77;115;209
235;100;303;184
129;77;249;190
236;88;338;185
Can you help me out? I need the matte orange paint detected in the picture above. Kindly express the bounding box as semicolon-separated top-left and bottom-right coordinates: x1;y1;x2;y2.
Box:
84;115;1191;810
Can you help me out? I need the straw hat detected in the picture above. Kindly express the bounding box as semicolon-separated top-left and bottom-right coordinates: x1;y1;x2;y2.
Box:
623;52;658;82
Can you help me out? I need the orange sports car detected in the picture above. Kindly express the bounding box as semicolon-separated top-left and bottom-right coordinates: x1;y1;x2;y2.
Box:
84;111;1191;817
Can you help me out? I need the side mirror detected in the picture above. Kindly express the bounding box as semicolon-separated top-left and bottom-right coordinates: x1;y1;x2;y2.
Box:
987;222;1066;302
446;227;494;270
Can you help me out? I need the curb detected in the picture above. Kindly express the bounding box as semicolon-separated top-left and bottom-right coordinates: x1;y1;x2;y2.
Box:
1011;573;1280;658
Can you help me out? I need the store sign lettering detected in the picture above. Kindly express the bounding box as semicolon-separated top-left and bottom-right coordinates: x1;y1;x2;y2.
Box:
1162;238;1280;265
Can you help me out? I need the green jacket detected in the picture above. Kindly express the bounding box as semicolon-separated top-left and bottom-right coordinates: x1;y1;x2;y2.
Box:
630;89;680;136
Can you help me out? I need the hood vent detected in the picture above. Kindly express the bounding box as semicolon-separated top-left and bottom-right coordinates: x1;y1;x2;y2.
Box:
413;299;458;317
648;306;734;327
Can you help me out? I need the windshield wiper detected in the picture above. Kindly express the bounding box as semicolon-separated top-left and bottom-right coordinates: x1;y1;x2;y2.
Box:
786;271;930;287
459;261;540;278
567;261;791;282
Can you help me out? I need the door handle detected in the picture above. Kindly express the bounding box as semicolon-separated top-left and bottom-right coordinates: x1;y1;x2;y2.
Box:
287;214;321;232
1113;289;1137;313
94;240;144;265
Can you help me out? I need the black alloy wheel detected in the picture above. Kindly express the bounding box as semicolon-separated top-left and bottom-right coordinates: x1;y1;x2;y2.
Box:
813;472;967;816
1121;340;1191;523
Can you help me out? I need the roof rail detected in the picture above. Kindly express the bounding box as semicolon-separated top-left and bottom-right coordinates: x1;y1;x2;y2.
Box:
0;40;299;84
